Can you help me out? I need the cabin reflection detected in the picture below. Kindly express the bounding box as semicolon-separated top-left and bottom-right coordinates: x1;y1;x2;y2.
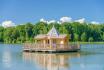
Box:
23;52;80;70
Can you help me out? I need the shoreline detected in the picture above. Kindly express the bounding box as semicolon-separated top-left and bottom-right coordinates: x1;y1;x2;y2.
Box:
0;42;104;44
70;42;104;44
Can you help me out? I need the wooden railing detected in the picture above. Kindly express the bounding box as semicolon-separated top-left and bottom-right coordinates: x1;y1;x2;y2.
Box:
23;43;80;51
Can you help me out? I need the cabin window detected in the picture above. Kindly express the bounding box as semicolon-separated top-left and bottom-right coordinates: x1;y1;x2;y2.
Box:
47;40;49;44
60;40;64;44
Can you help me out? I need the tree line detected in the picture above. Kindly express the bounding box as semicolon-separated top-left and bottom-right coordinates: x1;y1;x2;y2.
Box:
0;22;104;43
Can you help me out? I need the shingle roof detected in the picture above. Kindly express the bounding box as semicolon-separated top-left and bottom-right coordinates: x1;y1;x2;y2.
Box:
47;25;59;37
35;34;67;39
35;34;47;39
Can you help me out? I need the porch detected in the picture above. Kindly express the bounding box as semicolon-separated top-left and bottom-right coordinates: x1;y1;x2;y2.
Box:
23;43;80;52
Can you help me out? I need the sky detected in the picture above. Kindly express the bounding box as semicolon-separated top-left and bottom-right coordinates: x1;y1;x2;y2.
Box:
0;0;104;25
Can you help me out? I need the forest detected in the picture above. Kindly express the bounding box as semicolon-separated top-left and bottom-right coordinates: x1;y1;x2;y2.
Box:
0;21;104;43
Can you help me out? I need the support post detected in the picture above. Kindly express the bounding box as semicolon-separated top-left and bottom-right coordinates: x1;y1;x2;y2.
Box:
43;40;46;49
49;39;52;49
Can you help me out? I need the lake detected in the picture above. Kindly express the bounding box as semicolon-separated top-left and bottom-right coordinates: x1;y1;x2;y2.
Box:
0;44;104;70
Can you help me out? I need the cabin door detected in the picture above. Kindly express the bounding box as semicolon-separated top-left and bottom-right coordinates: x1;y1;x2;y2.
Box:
47;40;49;44
53;39;56;47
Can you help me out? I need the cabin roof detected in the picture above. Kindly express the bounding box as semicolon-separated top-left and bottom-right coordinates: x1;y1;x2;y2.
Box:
47;25;59;37
35;34;67;39
35;25;68;39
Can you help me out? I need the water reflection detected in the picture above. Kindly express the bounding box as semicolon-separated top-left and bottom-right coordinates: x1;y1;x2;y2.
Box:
23;52;80;70
2;50;12;68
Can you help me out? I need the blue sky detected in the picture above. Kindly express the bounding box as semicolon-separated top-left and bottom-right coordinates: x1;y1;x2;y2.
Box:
0;0;104;24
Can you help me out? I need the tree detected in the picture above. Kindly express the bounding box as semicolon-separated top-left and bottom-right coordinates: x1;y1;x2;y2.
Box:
16;25;26;43
81;32;87;41
33;22;48;37
0;21;104;43
25;23;33;41
102;32;104;41
0;26;4;42
74;33;79;41
88;37;94;42
4;27;14;43
11;29;19;43
59;25;68;34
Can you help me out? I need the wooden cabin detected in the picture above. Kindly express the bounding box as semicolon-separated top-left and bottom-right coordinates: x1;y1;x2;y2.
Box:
23;26;80;53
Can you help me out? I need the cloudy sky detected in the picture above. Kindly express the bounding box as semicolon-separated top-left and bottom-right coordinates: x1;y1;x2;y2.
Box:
0;0;104;25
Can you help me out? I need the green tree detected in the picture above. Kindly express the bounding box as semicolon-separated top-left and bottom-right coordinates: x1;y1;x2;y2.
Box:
88;37;94;42
102;32;104;41
0;21;104;43
0;26;4;42
4;27;14;43
81;32;87;41
74;33;79;41
25;23;33;41
16;25;26;43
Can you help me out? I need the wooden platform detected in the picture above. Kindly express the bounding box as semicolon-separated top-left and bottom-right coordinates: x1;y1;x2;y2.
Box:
23;43;80;53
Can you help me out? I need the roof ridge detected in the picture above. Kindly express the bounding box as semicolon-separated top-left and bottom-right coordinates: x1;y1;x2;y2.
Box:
47;25;59;37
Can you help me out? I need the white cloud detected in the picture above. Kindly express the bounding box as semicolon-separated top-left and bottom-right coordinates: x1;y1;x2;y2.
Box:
60;16;72;23
40;18;57;24
47;20;56;24
57;21;61;24
75;18;85;23
40;18;47;23
91;21;99;24
2;20;16;28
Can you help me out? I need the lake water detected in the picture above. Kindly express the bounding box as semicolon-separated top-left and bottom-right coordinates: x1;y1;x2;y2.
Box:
0;44;104;70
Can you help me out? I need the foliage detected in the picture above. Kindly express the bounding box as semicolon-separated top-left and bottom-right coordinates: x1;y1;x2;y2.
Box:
81;32;87;41
0;22;104;43
88;37;94;42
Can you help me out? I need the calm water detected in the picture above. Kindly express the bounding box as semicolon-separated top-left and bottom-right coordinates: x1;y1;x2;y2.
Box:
0;44;104;70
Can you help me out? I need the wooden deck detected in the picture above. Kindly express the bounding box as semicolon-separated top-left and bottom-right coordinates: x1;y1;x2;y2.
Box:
23;43;80;53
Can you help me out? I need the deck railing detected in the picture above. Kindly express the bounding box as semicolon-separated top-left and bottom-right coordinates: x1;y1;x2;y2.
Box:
23;43;80;51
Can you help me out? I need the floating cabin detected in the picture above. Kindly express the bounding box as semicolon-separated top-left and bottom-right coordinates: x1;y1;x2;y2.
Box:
23;26;80;53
